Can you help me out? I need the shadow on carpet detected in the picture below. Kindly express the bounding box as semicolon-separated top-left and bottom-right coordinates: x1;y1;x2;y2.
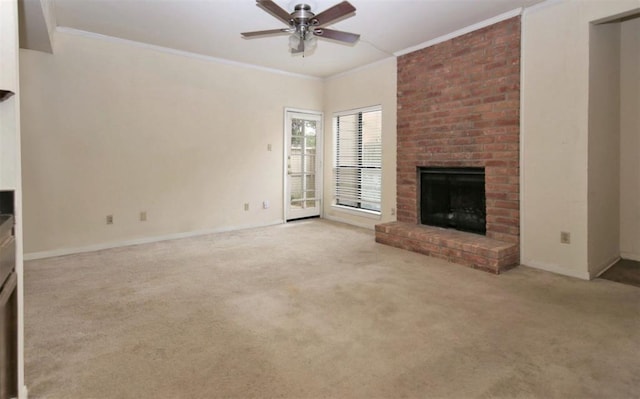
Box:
599;259;640;288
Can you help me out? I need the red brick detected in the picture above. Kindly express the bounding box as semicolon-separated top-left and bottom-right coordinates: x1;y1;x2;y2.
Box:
395;16;520;266
375;222;518;273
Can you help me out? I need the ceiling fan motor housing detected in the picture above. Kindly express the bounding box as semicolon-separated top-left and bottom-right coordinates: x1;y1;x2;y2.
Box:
241;0;360;52
291;4;318;39
292;4;314;19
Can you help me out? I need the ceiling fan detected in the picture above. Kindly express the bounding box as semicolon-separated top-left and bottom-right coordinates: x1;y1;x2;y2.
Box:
241;0;360;54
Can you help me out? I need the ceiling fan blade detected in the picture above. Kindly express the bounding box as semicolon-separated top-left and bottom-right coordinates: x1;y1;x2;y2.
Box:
314;28;360;43
256;0;292;26
312;1;356;27
241;28;292;38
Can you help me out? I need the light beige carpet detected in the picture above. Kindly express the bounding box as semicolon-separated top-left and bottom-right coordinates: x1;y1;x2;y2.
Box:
25;219;640;398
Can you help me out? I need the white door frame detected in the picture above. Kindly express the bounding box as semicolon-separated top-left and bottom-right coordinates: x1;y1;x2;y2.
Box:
283;108;323;222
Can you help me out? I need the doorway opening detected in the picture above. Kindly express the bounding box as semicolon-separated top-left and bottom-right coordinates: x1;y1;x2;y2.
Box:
588;12;640;278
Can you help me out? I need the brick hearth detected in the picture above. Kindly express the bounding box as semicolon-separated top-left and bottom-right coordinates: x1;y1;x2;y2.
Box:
376;16;521;273
376;222;518;274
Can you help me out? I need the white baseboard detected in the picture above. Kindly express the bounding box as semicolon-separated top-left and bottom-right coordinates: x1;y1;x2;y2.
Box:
520;259;591;280
24;220;285;261
324;214;376;230
620;252;640;262
591;256;621;279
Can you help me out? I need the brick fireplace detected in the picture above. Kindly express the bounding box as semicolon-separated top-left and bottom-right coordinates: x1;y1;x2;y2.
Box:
376;16;521;274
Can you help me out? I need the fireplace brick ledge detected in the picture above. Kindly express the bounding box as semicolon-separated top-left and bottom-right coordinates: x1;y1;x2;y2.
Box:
375;222;519;274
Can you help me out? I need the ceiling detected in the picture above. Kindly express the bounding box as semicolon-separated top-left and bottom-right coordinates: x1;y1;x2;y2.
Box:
52;0;546;78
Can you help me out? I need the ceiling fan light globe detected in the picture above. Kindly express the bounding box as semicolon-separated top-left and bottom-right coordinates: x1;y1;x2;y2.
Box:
289;34;301;50
305;35;318;52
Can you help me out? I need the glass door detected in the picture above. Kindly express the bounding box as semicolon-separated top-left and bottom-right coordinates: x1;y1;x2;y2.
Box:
285;111;322;221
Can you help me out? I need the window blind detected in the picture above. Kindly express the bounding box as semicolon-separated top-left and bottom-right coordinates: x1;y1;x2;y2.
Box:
334;107;382;213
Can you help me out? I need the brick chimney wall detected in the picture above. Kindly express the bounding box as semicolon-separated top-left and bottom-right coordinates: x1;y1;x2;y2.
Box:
396;16;521;244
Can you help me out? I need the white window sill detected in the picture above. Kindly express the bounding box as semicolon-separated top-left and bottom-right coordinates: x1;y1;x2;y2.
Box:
330;205;382;220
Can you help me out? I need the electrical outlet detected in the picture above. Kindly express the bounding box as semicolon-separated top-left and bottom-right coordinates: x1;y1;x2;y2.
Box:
267;144;272;151
391;208;396;216
244;203;250;211
140;211;147;222
560;232;570;244
106;215;113;225
263;200;270;209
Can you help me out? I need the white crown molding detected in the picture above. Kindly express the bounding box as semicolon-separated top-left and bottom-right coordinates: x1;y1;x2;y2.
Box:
55;26;322;81
325;56;396;81
523;0;565;16
393;7;524;57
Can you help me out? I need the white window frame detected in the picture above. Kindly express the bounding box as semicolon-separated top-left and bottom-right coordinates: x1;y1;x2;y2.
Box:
332;105;382;216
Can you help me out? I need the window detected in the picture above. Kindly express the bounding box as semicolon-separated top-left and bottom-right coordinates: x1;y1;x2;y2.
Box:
333;106;382;213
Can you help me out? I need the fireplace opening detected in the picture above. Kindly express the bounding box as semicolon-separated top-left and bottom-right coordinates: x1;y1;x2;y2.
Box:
419;167;486;235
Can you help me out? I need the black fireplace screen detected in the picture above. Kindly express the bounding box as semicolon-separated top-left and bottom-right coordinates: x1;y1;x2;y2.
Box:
419;167;486;235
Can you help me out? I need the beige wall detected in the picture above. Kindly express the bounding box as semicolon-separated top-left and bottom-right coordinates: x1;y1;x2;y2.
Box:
587;22;621;277
620;17;640;261
22;2;639;276
322;58;397;229
20;30;323;255
521;0;639;279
